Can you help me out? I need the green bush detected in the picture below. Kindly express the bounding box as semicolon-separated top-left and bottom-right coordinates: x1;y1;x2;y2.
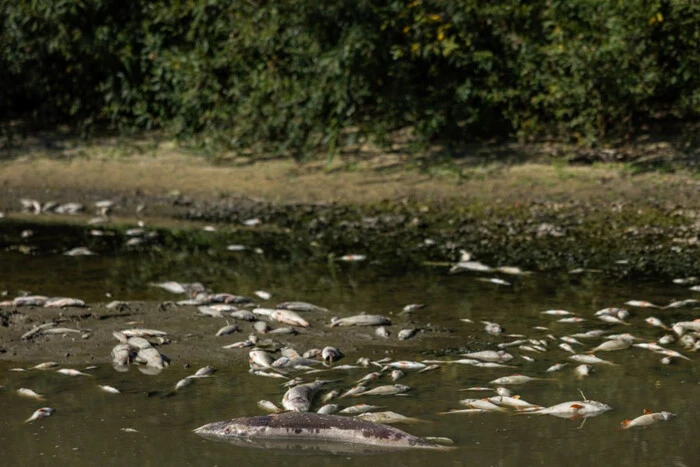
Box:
1;0;698;158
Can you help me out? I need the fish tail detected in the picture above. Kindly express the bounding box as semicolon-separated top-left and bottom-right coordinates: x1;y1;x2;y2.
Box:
620;420;632;429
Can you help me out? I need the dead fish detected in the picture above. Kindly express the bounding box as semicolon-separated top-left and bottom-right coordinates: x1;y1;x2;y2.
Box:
120;329;168;338
664;299;698;309
253;321;271;334
546;363;569;372
230;310;257;321
339;385;368;398
385;361;426;371
574;364;593;379
276;301;329;313
254;291;272;300
355;384;411;396
587;338;633;353
175;377;194;390
488;395;542;411
530;400;612;419
136;346;168;370
222;340;254;349
398;328;418;340
17;388;45;400
338;403;386;415
149;281;188;294
249;349;274;368
216;323;240;337
258;400;284;413
477;277;511;286
568;354;617;365
645;317;668;330
13;296;48;306
322;346;343;363
658;334;676;345
541;310;575;316
329;315;391;327
390;370;405;381
42;327;84;335
271;309;309;328
356;411;424;424
401;304;425;313
25;407;54;423
620;410;676;429
625;300;660;308
597;315;629;325
44;297;86;308
321;389;340;403
198;306;226;318
111;343;133;369
570;330;609;339
32;361;59;370
22;323;56;340
64;247;96;256
559;343;576;353
481;321;503;335
282;380;329;412
560;336;584;345
460;350;513;363
459;398;508;412
57;368;91;377
558;317;586;323
375;326;391;338
193;412;452;451
450;261;492;273
317;404;340;415
98;385;120;394
489;375;542;385
336;254;366;263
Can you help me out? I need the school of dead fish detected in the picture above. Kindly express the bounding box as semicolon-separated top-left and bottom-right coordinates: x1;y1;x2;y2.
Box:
1;210;697;446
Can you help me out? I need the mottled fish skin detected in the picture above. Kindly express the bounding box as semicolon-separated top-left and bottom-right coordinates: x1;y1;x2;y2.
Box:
193;412;452;451
282;381;327;412
620;411;676;429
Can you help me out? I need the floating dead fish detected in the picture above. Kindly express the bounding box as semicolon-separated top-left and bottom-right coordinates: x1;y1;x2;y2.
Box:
597;315;629;326
574;364;593;379
558;317;586;323
625;300;660;308
198;306;226;318
541;310;575;316
477;277;511;286
44;297;86;308
13;295;48;307
459;398;508;412
120;329;168;338
317;404;340;414
64;247;96;256
258;400;284;413
620;410;676;429
385;361;426;371
322;346;343;363
546;363;569;372
32;361;59;370
339;385;368;399
276;301;329;313
26;407;54;423
355;384;411;397
222;340;254;349
17;388;45;400
254;291;272;300
98;385;120;394
329;315;391;327
253;321;271;334
390;370;405;381
230;310;257;321
57;368;91;377
460;350;513;363
664;298;699;309
450;261;492;273
645;317;668;330
495;266;529;275
588;338;633;353
402;304;425;313
194;412;452;452
569;354;617;365
489;375;542;385
249;349;274;368
337;254;366;262
529;400;612;419
356;411;424;424
482;321;503;335
338;403;385;415
488;395;541;411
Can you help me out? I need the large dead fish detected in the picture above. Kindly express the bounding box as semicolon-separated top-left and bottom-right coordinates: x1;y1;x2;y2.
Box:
193;412;453;452
329;315;391;327
528;400;612;419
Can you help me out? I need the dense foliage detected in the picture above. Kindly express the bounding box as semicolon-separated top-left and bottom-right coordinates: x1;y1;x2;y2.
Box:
2;0;698;157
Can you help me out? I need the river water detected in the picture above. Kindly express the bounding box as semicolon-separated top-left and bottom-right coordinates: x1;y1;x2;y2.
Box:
1;220;698;466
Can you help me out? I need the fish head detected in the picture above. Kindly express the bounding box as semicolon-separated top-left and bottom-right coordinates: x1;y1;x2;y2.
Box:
659;411;677;421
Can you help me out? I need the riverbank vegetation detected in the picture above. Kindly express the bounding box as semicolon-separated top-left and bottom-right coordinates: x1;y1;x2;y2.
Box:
2;1;698;159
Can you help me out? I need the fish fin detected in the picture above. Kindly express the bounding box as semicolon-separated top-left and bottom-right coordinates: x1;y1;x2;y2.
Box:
570;404;584;410
643;408;652;415
513;395;520;399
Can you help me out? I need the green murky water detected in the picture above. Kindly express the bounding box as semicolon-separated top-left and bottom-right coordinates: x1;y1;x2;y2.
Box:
1;220;698;466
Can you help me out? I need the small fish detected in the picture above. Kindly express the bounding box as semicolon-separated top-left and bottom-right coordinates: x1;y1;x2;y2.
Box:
459;398;508;412
477;277;511;286
329;315;391;327
98;385;120;394
570;330;608;339
450;261;492;273
26;407;54;423
488;395;541;411
175;377;194;390
282;380;328;412
356;384;411;396
531;400;611;419
574;364;593;379
541;310;575;316
258;400;284;413
321;389;341;403
249;349;274;368
337;254;366;262
271;309;309;328
356;411;423;424
620;410;676;429
560;336;583;345
402;304;425;313
559;343;576;353
356;372;382;384
17;388;45;400
216;323;240;337
32;362;59;370
558;317;586;323
276;301;329;313
390;370;405;381
568;354;617;365
587;338;633;353
481;321;503;335
546;363;569;372
375;326;391;338
338;404;385;415
57;368;91;377
385;361;426;371
645;317;668;330
597;315;629;326
398;328;418;340
317;404;340;414
254;290;272;300
460;350;513;363
322;346;343;363
489;375;542;385
625;300;660;308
